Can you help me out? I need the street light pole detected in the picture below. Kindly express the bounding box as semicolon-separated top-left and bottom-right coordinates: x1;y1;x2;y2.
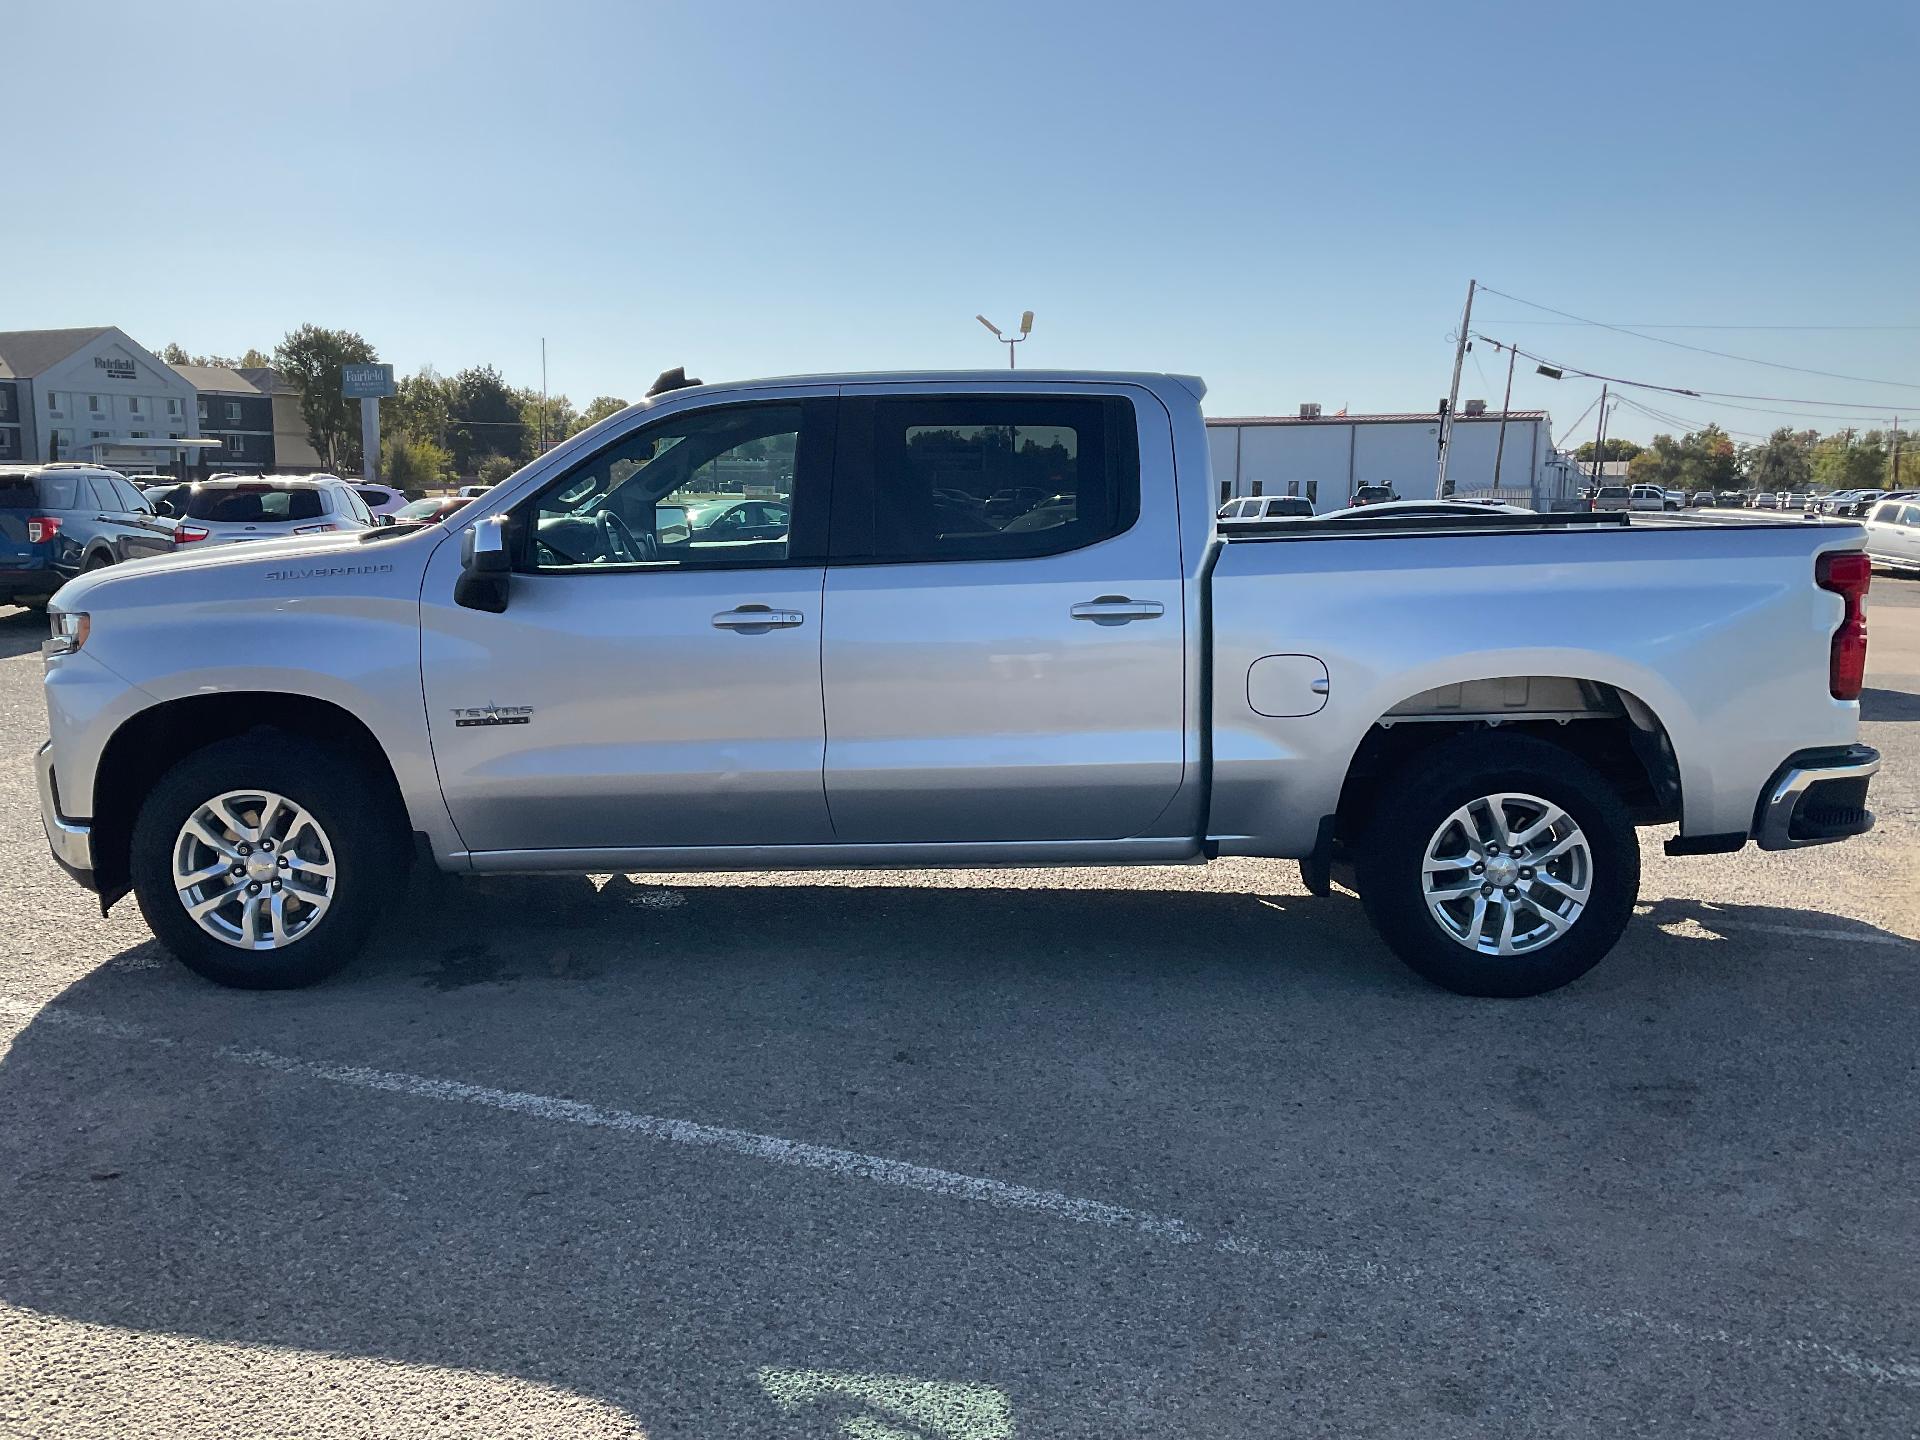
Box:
976;312;1034;369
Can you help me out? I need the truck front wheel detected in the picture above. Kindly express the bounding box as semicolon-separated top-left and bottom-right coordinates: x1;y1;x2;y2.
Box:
1355;733;1639;997
130;734;404;989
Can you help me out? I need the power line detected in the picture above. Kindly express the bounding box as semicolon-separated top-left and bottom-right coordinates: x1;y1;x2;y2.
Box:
1478;285;1920;392
1477;317;1920;332
1474;334;1920;411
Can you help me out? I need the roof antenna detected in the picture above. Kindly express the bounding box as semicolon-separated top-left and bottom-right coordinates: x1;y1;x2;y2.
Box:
647;366;702;397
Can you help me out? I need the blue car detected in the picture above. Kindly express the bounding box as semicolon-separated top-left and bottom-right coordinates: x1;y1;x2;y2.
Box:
0;465;179;608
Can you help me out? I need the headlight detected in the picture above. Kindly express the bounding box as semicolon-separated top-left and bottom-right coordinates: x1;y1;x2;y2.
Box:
43;610;90;659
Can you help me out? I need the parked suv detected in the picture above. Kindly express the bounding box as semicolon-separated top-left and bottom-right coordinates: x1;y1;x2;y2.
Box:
351;483;412;521
173;476;377;547
0;464;177;606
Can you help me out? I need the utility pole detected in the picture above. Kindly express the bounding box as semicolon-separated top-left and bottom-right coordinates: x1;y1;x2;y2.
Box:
1893;416;1902;490
1589;385;1610;494
1435;277;1477;498
1492;341;1518;490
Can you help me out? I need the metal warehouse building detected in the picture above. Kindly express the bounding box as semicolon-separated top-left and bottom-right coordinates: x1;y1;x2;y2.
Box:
1207;407;1584;513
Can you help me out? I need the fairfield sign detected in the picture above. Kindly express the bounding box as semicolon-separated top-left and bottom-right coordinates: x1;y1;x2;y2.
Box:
92;356;136;380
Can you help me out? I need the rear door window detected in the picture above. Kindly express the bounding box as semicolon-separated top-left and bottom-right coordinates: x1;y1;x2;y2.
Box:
82;475;119;512
841;395;1138;563
107;476;150;513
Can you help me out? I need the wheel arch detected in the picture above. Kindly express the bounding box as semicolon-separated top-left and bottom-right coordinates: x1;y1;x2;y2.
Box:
89;692;410;911
1332;674;1682;851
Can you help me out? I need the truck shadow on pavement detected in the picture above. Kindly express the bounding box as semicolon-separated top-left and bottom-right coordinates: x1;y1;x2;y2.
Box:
2;878;1917;1436
1860;686;1920;721
0;605;48;661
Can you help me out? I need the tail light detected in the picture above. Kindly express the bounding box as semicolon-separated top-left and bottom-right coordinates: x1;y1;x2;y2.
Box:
175;524;210;545
1817;550;1871;701
26;515;61;543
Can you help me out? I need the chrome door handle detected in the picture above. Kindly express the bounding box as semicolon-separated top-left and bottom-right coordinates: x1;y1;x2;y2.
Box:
1071;597;1165;624
712;605;805;632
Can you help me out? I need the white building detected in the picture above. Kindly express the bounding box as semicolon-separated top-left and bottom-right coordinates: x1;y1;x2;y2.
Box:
0;327;215;474
1207;406;1581;512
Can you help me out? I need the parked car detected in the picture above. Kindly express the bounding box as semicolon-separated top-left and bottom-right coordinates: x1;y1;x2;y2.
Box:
458;484;494;499
0;464;177;606
1688;491;1716;507
143;483;192;518
352;483;412;521
1832;490;1886;518
686;497;792;542
171;476;378;547
1628;484;1678;512
1864;498;1920;571
1783;493;1812;513
1753;492;1781;510
1716;491;1747;508
1590;484;1631;512
1218;495;1315;522
37;368;1879;1001
391;495;473;526
1350;483;1398;507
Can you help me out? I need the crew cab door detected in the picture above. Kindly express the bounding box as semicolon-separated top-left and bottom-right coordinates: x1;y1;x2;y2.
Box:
420;394;838;855
819;388;1187;843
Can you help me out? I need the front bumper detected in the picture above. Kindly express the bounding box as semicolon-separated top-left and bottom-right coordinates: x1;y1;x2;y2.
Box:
35;740;97;890
1754;744;1881;850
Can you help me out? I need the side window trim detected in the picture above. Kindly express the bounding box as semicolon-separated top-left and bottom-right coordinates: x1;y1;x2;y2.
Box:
510;395;838;574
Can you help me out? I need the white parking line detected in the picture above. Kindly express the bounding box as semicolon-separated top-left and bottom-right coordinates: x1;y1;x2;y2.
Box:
2;995;1916;1390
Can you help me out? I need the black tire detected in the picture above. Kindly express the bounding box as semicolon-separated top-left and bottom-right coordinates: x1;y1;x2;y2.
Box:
131;733;405;989
1355;733;1639;998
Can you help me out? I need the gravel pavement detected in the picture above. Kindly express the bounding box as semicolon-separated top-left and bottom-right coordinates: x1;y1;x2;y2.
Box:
1;579;1917;1438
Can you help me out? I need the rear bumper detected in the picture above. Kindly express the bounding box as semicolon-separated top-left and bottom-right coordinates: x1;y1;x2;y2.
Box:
1754;744;1880;850
35;740;96;890
0;565;58;598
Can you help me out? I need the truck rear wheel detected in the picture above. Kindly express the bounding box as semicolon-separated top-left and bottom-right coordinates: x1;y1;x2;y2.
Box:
1355;733;1639;997
130;734;404;989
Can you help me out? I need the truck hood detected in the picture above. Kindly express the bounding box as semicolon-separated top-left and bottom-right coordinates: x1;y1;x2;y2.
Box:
51;529;435;612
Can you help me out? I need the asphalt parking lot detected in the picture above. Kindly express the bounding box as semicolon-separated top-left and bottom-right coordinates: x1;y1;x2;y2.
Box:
1;580;1916;1439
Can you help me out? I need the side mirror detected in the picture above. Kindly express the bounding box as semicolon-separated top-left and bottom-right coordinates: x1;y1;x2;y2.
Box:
454;515;511;613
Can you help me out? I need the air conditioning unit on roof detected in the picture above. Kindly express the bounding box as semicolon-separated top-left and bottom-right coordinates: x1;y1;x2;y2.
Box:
1299;403;1322;419
1464;399;1487;416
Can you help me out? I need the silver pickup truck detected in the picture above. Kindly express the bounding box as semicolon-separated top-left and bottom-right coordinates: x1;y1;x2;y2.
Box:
35;370;1880;997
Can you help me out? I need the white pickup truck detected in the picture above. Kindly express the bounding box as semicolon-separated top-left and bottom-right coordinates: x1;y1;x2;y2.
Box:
35;369;1879;997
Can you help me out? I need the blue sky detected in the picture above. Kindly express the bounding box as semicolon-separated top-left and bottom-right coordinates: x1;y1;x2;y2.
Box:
12;0;1917;445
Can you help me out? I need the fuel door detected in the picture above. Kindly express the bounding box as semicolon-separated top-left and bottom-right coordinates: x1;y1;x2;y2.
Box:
1247;654;1330;718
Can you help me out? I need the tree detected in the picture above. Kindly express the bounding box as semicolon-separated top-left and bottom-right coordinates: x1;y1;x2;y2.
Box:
514;387;579;454
274;325;379;472
1813;431;1889;493
236;347;272;370
574;395;629;434
447;364;524;473
477;453;520;486
381;436;451;495
1626;427;1734;492
1742;428;1812;493
1574;438;1643;463
385;366;455;451
160;342;240;367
